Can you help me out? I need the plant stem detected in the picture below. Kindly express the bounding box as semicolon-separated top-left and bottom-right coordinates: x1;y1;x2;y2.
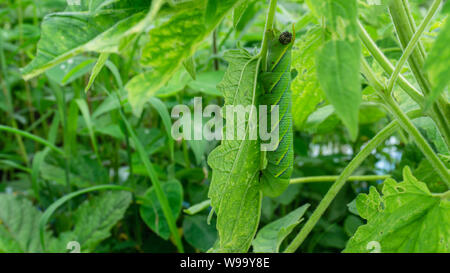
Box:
359;21;450;147
284;120;404;253
389;0;450;146
109;88;184;253
260;0;278;71
384;95;450;188
357;21;424;104
361;60;450;188
290;175;390;184
0;125;64;155
387;0;441;94
212;30;219;71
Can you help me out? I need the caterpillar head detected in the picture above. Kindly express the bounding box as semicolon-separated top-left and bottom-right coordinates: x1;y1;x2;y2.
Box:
279;31;293;45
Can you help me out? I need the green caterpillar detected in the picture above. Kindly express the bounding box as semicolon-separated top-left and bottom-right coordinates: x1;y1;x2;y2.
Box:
260;30;294;197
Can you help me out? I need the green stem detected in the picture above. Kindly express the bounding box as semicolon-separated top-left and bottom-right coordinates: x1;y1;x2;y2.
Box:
362;60;450;188
387;0;441;94
389;0;450;146
110;88;184;253
358;21;423;103
260;0;278;71
358;22;450;147
284;120;404;253
0;125;64;155
290;175;390;184
0;39;29;165
384;95;450;188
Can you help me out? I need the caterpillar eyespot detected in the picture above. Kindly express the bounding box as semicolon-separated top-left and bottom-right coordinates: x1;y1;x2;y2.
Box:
279;31;293;45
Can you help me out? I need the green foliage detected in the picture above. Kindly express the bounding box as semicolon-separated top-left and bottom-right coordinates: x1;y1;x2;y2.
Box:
252;204;309;253
139;180;183;240
0;0;448;255
424;14;450;108
207;50;262;252
0;191;131;253
22;0;153;79
0;194;50;253
345;167;449;253
60;191;132;252
314;0;361;140
291;27;324;130
183;215;218;252
126;0;241;115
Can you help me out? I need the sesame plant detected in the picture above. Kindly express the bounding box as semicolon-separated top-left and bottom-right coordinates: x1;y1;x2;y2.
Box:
0;0;448;253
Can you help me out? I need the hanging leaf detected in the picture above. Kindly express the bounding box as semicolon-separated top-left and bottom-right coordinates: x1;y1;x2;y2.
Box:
207;50;262;253
314;0;361;141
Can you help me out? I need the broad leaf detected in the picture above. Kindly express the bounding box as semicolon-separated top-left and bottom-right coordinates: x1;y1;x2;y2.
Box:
183;215;217;252
22;0;160;80
0;194;52;253
315;0;361;140
140;180;183;240
344;167;450;253
291;27;324;130
252;204;309;253
207;50;262;253
58;191;132;252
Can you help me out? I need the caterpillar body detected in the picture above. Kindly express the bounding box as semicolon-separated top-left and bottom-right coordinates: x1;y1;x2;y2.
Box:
260;30;294;197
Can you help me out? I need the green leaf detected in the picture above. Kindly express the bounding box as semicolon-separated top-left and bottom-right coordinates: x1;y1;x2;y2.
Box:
76;99;100;159
45;56;96;86
40;154;108;188
315;0;361;140
183;56;196;80
414;155;450;193
317;40;361;141
424;16;450;108
413;117;449;155
148;97;175;160
0;194;52;253
291;27;324;130
85;53;110;93
22;0;162;80
139;180;183;240
232;0;249;28
187;71;225;96
207;50;262;253
205;0;218;27
343;215;363;237
64;191;132;252
252;204;309;253
183;215;217;252
126;0;241;115
344;167;450;253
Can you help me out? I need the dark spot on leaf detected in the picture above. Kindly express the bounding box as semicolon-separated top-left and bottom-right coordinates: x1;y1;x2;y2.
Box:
279;31;293;45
